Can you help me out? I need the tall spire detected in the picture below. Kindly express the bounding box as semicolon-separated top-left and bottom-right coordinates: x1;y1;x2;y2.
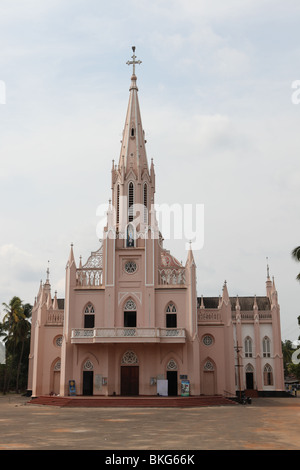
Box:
46;260;50;282
266;256;270;279
111;48;155;233
67;243;76;268
266;256;273;300
119;46;148;175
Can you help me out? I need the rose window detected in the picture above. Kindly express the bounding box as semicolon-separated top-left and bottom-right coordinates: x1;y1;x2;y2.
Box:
125;261;137;274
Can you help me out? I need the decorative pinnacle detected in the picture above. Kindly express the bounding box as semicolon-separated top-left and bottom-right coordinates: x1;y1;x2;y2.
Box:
126;46;142;76
266;256;270;278
46;260;50;281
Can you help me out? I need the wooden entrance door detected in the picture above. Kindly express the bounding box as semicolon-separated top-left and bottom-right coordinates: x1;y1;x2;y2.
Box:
53;371;60;395
121;366;139;396
203;371;215;395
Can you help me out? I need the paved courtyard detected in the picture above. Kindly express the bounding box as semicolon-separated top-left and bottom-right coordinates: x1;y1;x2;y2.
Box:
0;394;299;451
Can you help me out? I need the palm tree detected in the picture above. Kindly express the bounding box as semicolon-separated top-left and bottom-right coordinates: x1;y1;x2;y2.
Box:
15;303;31;392
291;246;300;281
1;297;31;393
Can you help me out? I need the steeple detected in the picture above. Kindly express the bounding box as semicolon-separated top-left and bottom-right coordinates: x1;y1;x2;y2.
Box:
266;256;273;300
119;46;149;176
222;280;230;305
111;47;155;235
186;241;196;267
66;243;76;269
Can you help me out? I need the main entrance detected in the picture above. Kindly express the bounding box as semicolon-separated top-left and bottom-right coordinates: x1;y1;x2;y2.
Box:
167;370;178;396
246;372;254;389
121;366;139;396
245;364;254;390
83;370;93;396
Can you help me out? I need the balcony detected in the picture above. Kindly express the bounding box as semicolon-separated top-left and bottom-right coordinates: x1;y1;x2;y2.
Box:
76;268;103;288
71;327;186;344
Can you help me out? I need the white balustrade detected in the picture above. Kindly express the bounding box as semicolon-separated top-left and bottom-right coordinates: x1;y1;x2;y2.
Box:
71;327;185;340
76;268;103;287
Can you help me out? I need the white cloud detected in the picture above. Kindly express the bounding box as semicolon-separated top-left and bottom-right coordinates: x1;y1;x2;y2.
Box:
0;244;43;281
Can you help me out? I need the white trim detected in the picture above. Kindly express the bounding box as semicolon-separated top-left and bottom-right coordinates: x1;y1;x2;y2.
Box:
145;227;154;287
118;291;142;305
105;230;115;287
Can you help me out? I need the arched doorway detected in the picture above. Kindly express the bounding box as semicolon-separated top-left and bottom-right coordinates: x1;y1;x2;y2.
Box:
245;363;254;390
52;360;61;395
82;359;94;396
166;359;178;396
202;359;216;395
120;351;139;396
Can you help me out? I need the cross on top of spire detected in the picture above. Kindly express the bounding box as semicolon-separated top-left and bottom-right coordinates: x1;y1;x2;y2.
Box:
126;46;142;76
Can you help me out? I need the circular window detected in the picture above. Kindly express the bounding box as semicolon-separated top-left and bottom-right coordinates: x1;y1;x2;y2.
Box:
202;335;213;346
55;336;63;347
125;261;137;274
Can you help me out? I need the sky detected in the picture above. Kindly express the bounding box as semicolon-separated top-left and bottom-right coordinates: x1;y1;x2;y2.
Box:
0;0;300;341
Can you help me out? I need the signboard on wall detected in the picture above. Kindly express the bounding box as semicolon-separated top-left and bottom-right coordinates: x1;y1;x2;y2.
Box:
94;374;102;392
181;380;190;397
69;380;76;396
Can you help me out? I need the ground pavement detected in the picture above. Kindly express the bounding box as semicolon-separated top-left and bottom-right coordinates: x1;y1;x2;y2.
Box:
0;394;299;451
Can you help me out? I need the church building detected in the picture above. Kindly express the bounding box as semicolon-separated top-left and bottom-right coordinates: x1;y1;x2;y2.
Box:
27;48;285;398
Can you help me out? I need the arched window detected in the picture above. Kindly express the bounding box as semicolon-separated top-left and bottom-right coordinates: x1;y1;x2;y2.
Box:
166;302;176;313
84;303;95;328
166;302;177;328
263;336;271;357
124;298;137;328
245;336;253;358
128;182;134;222
126;223;135;247
263;364;273;386
143;182;148;224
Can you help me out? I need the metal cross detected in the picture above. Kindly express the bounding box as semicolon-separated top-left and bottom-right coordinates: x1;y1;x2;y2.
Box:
126;46;142;75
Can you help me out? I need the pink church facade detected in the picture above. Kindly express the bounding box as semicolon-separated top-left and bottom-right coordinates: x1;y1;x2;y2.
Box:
27;49;285;399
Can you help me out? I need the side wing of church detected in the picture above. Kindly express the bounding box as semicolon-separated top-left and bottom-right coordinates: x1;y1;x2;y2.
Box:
27;48;285;398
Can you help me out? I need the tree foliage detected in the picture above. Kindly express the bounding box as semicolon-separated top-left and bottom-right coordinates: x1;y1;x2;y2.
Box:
291;246;300;281
0;296;32;393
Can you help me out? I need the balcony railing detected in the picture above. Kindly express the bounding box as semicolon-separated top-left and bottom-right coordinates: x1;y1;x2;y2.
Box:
46;310;64;326
76;268;103;287
158;268;186;285
231;311;272;321
198;310;221;322
71;327;186;342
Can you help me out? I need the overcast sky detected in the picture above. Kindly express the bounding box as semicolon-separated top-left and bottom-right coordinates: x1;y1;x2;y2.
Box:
0;0;300;341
